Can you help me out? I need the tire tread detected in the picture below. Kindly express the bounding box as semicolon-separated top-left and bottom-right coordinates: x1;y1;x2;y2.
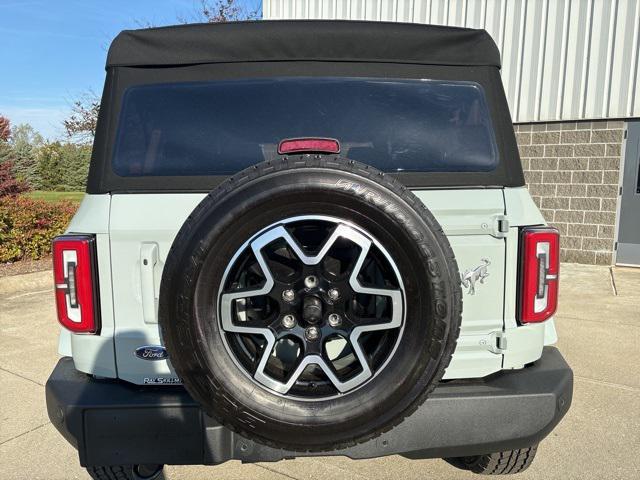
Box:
445;445;538;475
86;466;132;480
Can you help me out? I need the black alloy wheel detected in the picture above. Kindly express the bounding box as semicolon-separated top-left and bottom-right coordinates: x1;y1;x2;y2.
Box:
219;215;405;398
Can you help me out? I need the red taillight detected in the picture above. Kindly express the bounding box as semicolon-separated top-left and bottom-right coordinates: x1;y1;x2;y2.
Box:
52;235;100;334
519;227;559;324
277;137;340;155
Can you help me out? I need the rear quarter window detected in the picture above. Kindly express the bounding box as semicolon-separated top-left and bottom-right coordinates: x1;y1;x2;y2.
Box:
112;77;499;177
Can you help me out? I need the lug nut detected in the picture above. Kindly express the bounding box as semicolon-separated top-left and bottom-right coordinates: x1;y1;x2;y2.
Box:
304;275;318;289
282;289;295;302
305;326;320;341
328;313;342;327
282;314;296;329
328;288;340;301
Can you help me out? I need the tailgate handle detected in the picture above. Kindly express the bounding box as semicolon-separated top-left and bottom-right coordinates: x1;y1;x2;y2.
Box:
140;243;159;324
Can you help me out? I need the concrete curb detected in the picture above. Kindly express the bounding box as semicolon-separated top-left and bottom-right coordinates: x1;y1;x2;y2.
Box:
0;270;53;298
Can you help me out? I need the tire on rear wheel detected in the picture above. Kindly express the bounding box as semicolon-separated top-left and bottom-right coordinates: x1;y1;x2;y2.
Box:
444;445;538;475
86;464;164;480
160;156;462;451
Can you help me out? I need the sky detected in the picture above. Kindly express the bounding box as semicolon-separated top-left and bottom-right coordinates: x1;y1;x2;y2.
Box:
0;0;261;140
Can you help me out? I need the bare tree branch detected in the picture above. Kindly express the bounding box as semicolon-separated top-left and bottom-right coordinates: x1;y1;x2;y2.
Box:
63;92;100;144
181;0;261;24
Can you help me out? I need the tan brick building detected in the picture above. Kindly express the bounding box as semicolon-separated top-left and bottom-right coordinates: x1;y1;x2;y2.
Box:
516;121;626;265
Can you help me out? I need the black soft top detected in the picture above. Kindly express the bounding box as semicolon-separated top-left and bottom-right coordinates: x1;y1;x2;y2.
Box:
89;20;524;193
106;20;501;69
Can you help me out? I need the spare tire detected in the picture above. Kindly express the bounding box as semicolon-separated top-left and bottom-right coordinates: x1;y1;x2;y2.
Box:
159;156;462;451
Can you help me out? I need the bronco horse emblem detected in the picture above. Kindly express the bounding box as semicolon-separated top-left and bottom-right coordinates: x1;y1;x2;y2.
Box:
461;258;491;295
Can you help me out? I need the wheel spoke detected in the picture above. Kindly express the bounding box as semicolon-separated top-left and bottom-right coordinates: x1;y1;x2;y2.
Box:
345;237;403;384
219;234;277;342
255;353;366;394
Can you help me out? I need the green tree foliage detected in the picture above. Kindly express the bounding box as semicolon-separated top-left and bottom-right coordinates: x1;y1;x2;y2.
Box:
6;124;43;188
0;117;31;195
61;143;91;190
34;142;64;190
0;119;90;192
35;141;91;191
0;132;14;167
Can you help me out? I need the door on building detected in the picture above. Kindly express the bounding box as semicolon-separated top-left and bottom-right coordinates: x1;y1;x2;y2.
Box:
617;121;640;266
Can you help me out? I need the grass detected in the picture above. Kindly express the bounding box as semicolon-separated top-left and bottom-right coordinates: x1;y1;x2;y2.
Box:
24;190;85;203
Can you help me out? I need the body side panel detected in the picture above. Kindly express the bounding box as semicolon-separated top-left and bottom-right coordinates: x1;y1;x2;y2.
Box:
502;187;558;368
61;195;117;377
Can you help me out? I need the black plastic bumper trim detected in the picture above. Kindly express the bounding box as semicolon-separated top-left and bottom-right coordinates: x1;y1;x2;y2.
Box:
46;347;572;467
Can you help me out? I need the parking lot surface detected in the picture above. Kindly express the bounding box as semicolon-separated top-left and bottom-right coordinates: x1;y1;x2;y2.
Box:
1;263;638;480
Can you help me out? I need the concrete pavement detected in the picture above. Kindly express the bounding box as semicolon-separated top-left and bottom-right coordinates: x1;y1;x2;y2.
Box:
1;264;639;480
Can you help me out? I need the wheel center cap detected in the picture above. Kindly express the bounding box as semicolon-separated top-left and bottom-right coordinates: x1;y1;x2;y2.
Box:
302;294;323;325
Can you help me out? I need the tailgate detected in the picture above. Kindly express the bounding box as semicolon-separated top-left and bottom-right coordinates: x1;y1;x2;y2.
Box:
108;190;508;384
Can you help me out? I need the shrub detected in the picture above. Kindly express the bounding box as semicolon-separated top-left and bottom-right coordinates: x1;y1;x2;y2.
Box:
0;160;29;196
0;196;78;263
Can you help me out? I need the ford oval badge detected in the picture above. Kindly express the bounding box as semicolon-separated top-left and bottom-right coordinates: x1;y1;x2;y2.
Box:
135;345;169;361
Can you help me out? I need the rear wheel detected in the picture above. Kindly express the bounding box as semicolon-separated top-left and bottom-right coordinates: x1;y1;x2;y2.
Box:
444;446;538;475
160;156;462;451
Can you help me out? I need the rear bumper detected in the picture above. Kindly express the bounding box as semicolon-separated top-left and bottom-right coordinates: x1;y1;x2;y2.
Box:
46;347;572;467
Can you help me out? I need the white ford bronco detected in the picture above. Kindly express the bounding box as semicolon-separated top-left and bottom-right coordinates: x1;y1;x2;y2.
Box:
46;21;573;480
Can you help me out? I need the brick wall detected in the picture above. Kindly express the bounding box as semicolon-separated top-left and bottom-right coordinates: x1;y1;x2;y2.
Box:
515;120;624;265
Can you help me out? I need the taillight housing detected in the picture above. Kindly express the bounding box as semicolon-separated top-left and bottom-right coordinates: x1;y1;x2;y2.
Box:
519;227;560;324
52;235;100;334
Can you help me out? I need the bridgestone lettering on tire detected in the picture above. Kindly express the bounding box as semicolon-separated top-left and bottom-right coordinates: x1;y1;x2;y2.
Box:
160;156;462;451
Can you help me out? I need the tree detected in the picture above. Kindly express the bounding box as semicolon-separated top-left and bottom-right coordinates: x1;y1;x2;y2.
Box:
35;141;90;191
12;123;43;150
59;143;91;190
34;142;65;190
0;116;10;141
197;0;261;22
63;92;100;144
0;141;15;168
9;124;43;188
0;115;13;173
173;0;260;23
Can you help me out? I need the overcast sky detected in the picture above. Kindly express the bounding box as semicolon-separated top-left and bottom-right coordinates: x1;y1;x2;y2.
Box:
0;0;260;140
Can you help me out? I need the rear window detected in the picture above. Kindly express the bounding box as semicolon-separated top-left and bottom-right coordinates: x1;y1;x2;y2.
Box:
112;77;499;177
